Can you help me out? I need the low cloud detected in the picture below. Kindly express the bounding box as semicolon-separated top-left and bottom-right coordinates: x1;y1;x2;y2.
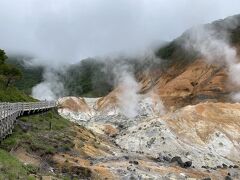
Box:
1;1;240;100
1;0;240;66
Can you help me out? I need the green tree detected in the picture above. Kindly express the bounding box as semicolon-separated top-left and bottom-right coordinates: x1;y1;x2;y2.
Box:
0;49;8;65
0;49;23;88
0;64;22;88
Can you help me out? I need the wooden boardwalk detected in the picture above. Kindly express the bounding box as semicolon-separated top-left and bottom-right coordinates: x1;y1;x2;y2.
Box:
0;101;56;140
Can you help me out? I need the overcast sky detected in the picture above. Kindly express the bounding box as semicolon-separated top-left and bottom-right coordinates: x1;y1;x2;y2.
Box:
0;0;240;66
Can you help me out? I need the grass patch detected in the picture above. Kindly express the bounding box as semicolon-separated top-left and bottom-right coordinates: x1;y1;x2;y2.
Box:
1;110;74;156
0;85;35;102
0;110;75;179
0;149;35;180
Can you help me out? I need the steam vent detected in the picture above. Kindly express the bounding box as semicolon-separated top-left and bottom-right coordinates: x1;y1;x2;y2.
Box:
0;1;240;179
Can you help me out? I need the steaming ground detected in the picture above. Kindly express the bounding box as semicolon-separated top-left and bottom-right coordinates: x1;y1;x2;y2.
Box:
5;12;240;179
57;96;240;179
32;69;65;100
3;1;240;102
28;14;240;103
184;22;240;101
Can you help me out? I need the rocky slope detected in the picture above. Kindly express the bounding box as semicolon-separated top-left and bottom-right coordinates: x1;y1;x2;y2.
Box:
55;15;240;179
57;97;240;179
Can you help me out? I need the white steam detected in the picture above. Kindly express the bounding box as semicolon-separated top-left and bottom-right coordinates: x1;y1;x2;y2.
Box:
185;26;237;64
113;64;166;118
32;69;65;100
184;23;240;101
114;66;140;118
0;1;239;101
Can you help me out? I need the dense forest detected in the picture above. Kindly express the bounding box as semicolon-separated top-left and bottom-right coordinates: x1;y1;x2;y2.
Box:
0;50;34;102
9;54;161;98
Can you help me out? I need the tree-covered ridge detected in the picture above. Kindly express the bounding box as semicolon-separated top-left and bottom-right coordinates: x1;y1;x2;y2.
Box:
7;57;43;95
0;49;22;88
10;56;158;98
8;57;114;97
0;49;34;102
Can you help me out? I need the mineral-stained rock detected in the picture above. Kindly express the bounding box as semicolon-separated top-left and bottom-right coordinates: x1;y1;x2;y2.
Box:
93;59;235;111
58;95;240;179
116;102;240;168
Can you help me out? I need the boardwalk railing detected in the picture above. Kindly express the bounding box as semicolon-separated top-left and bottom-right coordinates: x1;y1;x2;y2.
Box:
0;101;56;140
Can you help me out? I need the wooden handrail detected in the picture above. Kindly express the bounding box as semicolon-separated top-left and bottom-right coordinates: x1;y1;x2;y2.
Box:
0;101;57;140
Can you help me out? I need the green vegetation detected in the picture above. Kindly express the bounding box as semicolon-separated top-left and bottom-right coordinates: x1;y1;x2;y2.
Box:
0;85;35;102
7;57;43;95
0;49;34;102
9;57;114;97
0;110;75;179
156;42;177;60
63;58;113;97
231;26;240;44
0;149;36;180
9;56;156;98
1;110;74;156
155;39;199;70
0;63;22;88
0;49;75;178
0;50;22;88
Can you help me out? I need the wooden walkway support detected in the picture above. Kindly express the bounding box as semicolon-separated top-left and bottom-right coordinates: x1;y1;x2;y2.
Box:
0;101;56;140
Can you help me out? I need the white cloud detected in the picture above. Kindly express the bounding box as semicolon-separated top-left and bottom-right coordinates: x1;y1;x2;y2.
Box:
0;0;240;65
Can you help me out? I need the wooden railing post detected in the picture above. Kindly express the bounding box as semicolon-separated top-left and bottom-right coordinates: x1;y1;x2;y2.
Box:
3;103;5;119
6;103;8;133
0;103;2;119
0;100;57;141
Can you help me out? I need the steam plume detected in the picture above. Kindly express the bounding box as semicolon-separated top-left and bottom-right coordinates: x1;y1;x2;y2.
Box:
184;21;240;101
0;1;240;100
114;65;140;118
32;68;65;100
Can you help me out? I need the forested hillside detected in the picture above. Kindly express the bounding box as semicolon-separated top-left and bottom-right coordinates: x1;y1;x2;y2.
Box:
0;50;35;102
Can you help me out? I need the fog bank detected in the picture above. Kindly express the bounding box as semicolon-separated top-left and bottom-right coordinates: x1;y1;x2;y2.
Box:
1;0;240;66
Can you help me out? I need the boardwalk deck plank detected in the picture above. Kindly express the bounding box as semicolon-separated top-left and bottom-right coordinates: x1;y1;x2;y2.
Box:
0;101;56;140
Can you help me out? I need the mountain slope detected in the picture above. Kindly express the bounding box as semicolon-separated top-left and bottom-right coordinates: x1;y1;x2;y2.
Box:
57;14;240;179
96;14;240;110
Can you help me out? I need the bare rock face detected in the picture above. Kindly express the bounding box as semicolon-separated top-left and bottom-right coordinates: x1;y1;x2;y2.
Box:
58;97;91;112
56;51;240;179
58;95;240;179
54;15;240;179
139;58;237;109
153;59;231;108
116;102;240;168
93;58;234;112
58;97;97;121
